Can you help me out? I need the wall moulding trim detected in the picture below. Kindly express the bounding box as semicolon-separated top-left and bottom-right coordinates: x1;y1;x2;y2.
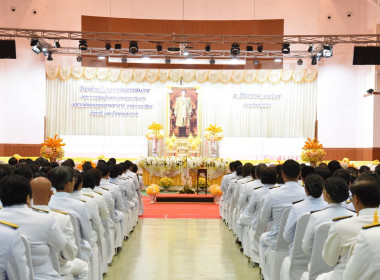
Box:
324;147;380;161
0;144;41;157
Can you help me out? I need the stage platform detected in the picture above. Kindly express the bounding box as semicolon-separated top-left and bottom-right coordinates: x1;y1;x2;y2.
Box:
156;193;215;203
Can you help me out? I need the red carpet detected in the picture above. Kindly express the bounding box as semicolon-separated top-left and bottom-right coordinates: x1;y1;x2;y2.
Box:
140;196;221;219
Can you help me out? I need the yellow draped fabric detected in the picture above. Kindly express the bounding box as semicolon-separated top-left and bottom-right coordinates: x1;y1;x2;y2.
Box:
46;65;318;84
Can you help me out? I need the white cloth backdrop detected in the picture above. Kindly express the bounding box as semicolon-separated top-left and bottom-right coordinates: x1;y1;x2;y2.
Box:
46;76;317;139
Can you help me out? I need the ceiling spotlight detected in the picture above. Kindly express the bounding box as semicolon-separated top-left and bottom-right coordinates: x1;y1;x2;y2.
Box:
316;51;323;61
32;44;42;54
30;39;39;46
308;44;314;53
105;42;111;50
47;51;53;61
42;47;49;56
246;46;253;52
156;43;163;52
253;59;259;66
205;44;211;52
231;43;240;56
98;56;106;60
115;43;122;49
311;55;317;65
121;57;127;63
282;43;290;54
274;58;282;63
367;89;374;94
167;46;180;52
76;56;82;62
210;58;215;65
322;44;333;57
257;43;263;52
54;40;61;48
129;41;138;54
183;48;189;56
297;59;303;65
165;57;171;64
79;40;87;51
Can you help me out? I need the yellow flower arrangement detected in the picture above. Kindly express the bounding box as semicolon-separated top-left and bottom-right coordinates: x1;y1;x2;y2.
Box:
209;184;223;196
97;155;106;160
340;158;356;168
145;122;165;140
195;177;211;189
165;134;177;150
146;184;160;195
13;154;22;161
373;160;379;165
187;134;201;150
301;138;326;163
159;177;173;188
40;134;66;161
205;124;223;141
77;160;96;170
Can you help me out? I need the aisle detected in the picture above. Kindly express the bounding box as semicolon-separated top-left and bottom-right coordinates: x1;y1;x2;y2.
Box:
104;219;260;280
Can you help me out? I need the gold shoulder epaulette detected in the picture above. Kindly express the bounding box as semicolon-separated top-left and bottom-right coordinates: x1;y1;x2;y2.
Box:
254;186;263;190
52;209;68;215
0;206;2;209
109;182;118;185
32;207;49;213
345;199;352;204
83;194;94;198
0;220;18;229
245;180;254;183
78;199;86;203
93;191;103;195
362;223;380;229
311;208;326;214
271;185;281;189
293;199;304;204
101;187;110;191
332;215;353;222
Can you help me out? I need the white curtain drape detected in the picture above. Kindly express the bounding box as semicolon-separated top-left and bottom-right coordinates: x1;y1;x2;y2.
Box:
46;72;316;138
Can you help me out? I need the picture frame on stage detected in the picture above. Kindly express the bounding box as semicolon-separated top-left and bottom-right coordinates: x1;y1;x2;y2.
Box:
167;87;199;138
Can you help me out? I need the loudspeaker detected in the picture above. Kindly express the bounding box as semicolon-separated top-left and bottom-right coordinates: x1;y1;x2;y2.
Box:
353;46;380;65
0;40;16;59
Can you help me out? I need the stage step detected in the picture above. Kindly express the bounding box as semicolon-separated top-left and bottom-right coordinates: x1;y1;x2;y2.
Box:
156;193;214;203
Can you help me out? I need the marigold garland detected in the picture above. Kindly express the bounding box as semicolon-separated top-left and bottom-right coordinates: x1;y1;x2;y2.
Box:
301;138;326;163
209;184;223;196
40;134;65;161
77;160;96;170
146;184;160;195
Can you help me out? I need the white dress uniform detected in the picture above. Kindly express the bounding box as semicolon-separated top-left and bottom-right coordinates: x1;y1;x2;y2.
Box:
223;174;238;221
0;220;29;280
137;174;144;215
317;208;378;280
118;175;139;227
0;205;66;280
283;196;327;255
220;171;236;217
32;205;88;280
236;179;255;242
343;225;380;280
231;176;251;234
302;203;353;254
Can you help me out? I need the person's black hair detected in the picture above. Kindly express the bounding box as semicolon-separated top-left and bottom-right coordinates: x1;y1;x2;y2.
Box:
50;162;59;169
301;166;315;180
27;163;40;175
260;167;277;185
318;162;328;168
235;161;243;168
35;157;46;167
82;171;96;189
346;167;359;183
8;157;18;166
82;162;93;172
0;175;32;206
106;160;114;166
25;158;33;165
276;164;284;184
61;159;75;169
359;165;370;174
132;164;138;173
88;168;102;186
97;164;110;177
300;163;306;169
109;158;117;165
120;162;128;172
327;160;342;174
109;165;120;179
48;166;75;191
282;159;300;180
255;163;267;180
14;165;33;180
97;159;106;166
314;167;332;181
73;170;83;191
124;160;133;169
116;164;124;176
18;159;27;165
242;163;254;178
324;177;349;203
350;175;380;208
235;165;242;176
0;165;13;180
358;171;379;179
40;166;52;175
375;165;380;177
33;171;47;179
333;169;352;185
250;166;257;178
305;174;324;198
229;161;236;172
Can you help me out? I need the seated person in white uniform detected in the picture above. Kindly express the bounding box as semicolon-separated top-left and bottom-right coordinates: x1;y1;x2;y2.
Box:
0;175;66;280
220;161;238;219
317;174;380;280
332;169;355;211
0;219;29;280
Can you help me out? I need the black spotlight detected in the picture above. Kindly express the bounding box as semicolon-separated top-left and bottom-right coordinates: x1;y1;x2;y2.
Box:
105;42;111;50
297;59;303;65
76;56;82;62
367;88;374;94
322;44;333;57
47;51;53;61
129;41;138;54
54;40;61;48
311;55;317;65
156;44;163;52
30;39;39;46
282;43;290;54
308;44;314;53
32;43;42;54
231;43;240;56
257;43;263;52
205;44;211;52
246;46;253;52
210;58;215;65
165;57;171;64
121;57;127;63
79;40;87;50
115;43;122;49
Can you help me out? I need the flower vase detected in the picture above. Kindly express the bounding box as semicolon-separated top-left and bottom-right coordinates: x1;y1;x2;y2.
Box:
214;196;221;204
152;138;159;157
150;195;156;203
210;140;217;158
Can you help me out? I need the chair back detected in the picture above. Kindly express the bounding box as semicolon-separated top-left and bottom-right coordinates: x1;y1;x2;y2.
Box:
254;198;268;244
308;222;333;280
20;234;34;280
289;213;311;280
275;206;291;251
67;211;82;258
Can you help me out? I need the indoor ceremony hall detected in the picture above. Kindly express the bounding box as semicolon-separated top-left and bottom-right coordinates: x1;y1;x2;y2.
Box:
1;0;380;279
